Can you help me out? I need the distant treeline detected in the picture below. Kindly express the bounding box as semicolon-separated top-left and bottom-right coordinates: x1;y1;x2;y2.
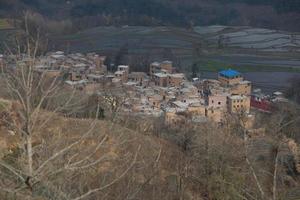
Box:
217;0;300;13
0;0;300;32
71;0;182;24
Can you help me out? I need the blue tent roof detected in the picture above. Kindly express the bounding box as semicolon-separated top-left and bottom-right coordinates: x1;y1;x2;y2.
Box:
219;69;241;78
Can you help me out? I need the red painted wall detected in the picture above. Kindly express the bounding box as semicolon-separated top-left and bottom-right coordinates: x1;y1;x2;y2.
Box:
250;95;273;112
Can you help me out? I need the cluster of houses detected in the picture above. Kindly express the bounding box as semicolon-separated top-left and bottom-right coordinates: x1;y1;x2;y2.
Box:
39;52;255;126
1;51;288;127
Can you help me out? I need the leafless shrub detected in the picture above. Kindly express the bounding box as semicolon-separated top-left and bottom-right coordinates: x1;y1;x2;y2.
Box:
0;14;140;200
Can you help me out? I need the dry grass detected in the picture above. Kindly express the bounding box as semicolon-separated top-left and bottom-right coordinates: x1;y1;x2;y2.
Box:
0;106;187;199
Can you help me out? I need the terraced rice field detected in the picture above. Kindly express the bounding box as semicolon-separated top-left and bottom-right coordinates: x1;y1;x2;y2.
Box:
52;26;300;73
53;26;201;55
0;29;16;50
195;25;300;52
0;19;16;50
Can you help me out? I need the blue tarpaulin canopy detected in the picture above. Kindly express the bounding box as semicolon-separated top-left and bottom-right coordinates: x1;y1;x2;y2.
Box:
219;69;241;78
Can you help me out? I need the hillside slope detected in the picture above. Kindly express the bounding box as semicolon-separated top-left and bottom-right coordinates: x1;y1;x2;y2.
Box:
0;107;201;199
0;97;299;199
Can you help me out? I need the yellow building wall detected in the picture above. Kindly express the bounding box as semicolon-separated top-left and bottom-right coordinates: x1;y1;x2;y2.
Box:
165;112;186;128
228;97;250;113
169;77;184;87
150;63;159;78
230;83;252;96
155;76;168;87
206;108;224;123
187;106;206;116
160;62;173;73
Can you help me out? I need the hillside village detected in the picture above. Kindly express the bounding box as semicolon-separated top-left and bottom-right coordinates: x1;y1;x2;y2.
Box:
1;1;300;198
1;51;288;129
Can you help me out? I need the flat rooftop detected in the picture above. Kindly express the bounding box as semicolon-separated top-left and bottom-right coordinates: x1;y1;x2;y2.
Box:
219;69;241;78
87;74;104;79
151;62;160;66
115;71;125;75
229;95;248;100
161;60;172;64
172;101;188;108
169;73;185;78
154;73;168;78
118;65;129;69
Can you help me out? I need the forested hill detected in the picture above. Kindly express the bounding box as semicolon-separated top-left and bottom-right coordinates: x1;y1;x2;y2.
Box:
0;0;300;32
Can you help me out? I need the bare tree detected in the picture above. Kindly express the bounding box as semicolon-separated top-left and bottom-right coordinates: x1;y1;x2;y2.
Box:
97;84;131;122
228;105;300;200
0;14;139;200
